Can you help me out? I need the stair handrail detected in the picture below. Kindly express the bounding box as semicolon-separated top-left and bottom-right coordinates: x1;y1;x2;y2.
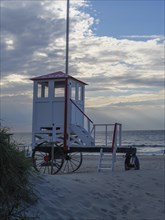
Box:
70;99;93;123
70;99;93;133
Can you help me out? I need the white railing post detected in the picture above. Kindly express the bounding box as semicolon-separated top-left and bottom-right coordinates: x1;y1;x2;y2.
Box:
105;124;108;147
52;124;56;142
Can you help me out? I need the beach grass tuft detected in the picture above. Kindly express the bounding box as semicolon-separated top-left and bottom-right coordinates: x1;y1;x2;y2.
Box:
0;128;37;219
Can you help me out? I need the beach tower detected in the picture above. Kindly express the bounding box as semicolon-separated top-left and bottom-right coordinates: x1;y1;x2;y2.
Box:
30;0;137;175
31;71;94;150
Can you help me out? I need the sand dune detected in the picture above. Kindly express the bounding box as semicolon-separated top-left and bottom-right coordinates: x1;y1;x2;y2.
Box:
27;155;165;220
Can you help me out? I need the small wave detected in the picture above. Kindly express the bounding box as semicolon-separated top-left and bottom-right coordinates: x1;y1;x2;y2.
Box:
123;144;165;148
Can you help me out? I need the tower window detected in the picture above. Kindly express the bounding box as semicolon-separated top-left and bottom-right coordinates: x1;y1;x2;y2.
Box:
71;85;76;100
78;85;83;101
37;82;48;98
54;81;65;97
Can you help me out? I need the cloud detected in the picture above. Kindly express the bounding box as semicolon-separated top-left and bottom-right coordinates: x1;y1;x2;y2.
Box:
0;0;95;77
85;89;164;108
0;0;164;131
1;1;65;75
120;35;164;40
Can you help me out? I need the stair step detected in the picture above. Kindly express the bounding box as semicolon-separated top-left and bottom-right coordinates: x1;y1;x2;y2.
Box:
70;124;94;147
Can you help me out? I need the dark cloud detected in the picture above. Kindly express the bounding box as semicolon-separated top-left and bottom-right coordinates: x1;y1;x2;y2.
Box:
111;74;164;88
1;1;66;77
79;72;164;91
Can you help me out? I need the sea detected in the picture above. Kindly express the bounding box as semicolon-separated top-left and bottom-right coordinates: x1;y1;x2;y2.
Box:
11;130;165;155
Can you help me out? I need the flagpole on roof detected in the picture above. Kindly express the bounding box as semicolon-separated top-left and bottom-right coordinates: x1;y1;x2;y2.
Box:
65;0;70;75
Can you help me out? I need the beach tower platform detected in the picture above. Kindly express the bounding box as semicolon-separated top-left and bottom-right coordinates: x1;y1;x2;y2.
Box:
31;71;138;174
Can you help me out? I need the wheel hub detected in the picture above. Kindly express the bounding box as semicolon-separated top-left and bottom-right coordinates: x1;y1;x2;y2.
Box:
44;155;49;162
65;154;71;160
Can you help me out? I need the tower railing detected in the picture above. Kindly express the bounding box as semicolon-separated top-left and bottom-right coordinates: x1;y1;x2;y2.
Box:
70;99;94;134
92;123;122;148
70;99;122;149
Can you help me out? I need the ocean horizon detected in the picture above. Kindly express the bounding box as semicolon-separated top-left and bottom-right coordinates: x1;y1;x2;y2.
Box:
11;129;165;155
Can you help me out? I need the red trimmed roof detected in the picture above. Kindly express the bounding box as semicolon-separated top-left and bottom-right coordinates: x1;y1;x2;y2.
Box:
30;71;87;85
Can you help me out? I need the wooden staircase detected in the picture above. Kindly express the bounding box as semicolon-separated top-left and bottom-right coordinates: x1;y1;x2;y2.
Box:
70;124;95;147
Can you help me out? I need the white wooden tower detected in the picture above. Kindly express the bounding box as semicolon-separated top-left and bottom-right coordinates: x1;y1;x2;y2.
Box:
31;71;94;149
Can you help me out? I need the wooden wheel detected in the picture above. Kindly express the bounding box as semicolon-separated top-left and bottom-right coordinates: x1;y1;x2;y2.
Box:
32;143;64;174
61;151;83;173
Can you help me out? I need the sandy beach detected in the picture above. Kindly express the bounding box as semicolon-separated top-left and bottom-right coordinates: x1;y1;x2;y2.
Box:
28;155;165;220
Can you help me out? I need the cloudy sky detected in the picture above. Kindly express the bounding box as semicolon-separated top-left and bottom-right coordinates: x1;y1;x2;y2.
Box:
0;0;164;132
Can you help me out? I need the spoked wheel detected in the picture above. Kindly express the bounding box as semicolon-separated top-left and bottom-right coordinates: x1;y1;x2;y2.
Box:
32;143;64;174
61;151;83;173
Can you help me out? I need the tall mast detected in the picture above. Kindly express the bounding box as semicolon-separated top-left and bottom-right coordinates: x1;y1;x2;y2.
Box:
64;0;70;151
65;0;70;75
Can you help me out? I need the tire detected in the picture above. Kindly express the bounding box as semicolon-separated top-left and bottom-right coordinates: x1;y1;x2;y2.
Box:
125;153;140;171
134;156;140;170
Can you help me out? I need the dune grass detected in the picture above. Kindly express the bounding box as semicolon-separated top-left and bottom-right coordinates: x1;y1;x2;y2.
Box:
0;128;37;219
